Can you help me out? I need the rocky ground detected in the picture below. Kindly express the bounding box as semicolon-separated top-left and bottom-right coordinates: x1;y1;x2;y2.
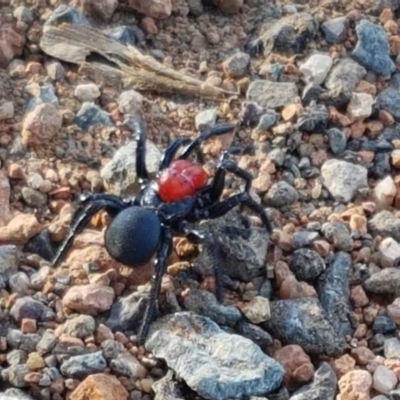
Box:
3;0;400;399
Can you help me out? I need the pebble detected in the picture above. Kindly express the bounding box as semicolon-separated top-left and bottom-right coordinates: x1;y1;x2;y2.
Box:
352;19;396;76
321;159;368;202
0;101;15;120
247;80;298;109
70;373;129;400
183;289;241;327
118;90;143;114
46;61;65;80
195;108;218;131
57;315;96;338
326;128;347;154
60;351;107;378
373;365;398;394
347;92;374;121
62;284;115;315
264;181;299;207
369;211;400;242
288;248;325;281
385;338;400;359
128;0;172;19
321;222;353;252
239;296;271;324
338;370;372;400
146;312;284;400
299;53;333;85
290;362;337;400
74;83;101;102
325;57;366;92
222;52;250;78
373;315;397;334
321;16;349;44
10;297;52;323
73;102;113;131
364;268;400;294
263;297;344;355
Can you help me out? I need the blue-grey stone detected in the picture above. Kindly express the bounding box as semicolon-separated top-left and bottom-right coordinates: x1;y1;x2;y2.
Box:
262;297;344;355
325;57;366;91
73;102;113;131
146;312;284;400
10;297;52;323
290;362;337;400
104;25;143;47
316;252;353;338
265;181;299;207
368;211;400;243
321;16;349;44
327;128;347;154
373;315;397;334
60;351;107;378
183;289;241;327
288;248;326;280
352;19;395;76
376;87;400;122
45;4;89;26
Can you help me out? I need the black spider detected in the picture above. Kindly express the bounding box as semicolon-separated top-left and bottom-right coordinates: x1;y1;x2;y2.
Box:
51;117;272;344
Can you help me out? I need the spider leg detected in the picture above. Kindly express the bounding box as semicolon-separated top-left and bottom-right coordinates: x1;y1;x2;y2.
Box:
138;225;172;345
203;192;272;233
179;222;224;303
51;200;126;268
207;150;253;203
159;137;192;170
178;123;236;160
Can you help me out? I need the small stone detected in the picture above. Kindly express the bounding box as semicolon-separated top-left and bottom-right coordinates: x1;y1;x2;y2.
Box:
332;354;356;378
274;344;314;390
223;52;250;78
326;127;347;154
264;181;299;207
26;352;45;370
74;83;101;102
73;102;112;131
299;53;333;85
347;92;374;121
60;351;107;378
70;373;129;400
0;101;14;120
364;268;400;295
46;61;65;80
373;315;396;334
338;370;372;400
385;338;400;359
127;0;172;19
195;108;218;131
21;103;62;147
239;296;271;324
373;365;398;394
62;284;115;315
213;0;243;13
118;90;143;115
373;176;397;208
321;16;349;44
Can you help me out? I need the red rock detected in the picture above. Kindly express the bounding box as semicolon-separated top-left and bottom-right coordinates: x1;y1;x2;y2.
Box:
350;285;369;308
274;344;314;390
0;24;25;68
141;17;158;35
332;354;356;378
351;346;375;366
0;213;42;245
72;0;118;20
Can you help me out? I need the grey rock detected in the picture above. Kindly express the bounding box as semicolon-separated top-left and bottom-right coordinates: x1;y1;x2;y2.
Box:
195;108;218;131
3;388;34;400
60;351;107;378
262;297;344;355
222;52;250;79
36;330;57;354
73;102;113;131
7;349;27;365
326;128;347;154
258;12;317;56
352;19;395;76
265;181;299;207
292;231;319;249
321;16;349;44
376;87;400;122
369;211;400;242
21;187;47;208
1;364;30;387
296;103;329;132
321;159;368;202
247;80;298;109
268;148;285;166
290;362;337;400
152;370;185;400
257;110;277;131
235;320;273;348
364;268;400;295
58;315;95;339
109;351;147;379
194;209;269;282
106;292;147;332
183;289;241;327
46;61;65;80
146;312;284;400
13;6;34;24
101;137;161;197
117;90;143;115
321;222;353;251
9;272;30;295
317;252;353;337
0;245;19;285
384;338;400;359
101;339;125;360
10;297;52;323
325;57;366;91
288;248;326;281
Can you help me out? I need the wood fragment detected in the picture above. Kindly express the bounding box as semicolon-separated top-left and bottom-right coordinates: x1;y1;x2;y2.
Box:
40;23;237;99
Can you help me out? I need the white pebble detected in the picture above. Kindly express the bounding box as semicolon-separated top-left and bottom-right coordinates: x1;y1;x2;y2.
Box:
347;92;374;121
74;83;101;102
0;101;14;120
300;53;333;85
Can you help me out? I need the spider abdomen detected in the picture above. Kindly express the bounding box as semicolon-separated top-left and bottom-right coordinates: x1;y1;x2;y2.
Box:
104;206;161;267
157;160;208;203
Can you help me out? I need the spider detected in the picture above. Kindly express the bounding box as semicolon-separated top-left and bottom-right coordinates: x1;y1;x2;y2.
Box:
51;117;272;344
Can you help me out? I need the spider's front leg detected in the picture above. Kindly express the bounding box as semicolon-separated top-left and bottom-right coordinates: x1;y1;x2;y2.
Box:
179;221;224;303
51;195;130;268
205;192;272;233
138;225;173;345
